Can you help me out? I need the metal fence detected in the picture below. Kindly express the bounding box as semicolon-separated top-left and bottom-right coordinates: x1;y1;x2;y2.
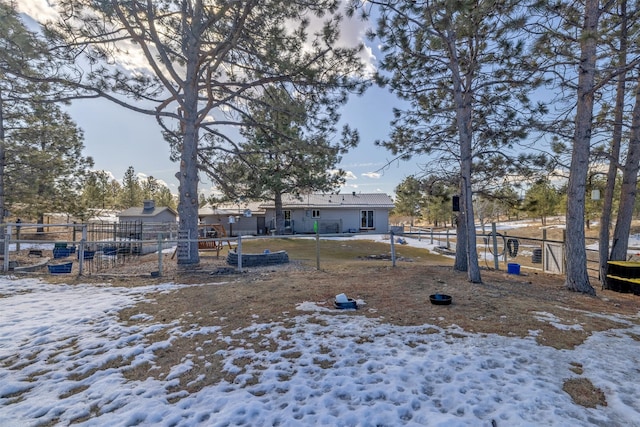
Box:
2;221;601;281
404;225;602;280
1;221;179;275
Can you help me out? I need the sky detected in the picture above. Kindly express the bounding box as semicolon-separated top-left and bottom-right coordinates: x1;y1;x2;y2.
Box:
1;233;639;426
14;0;422;198
65;86;415;198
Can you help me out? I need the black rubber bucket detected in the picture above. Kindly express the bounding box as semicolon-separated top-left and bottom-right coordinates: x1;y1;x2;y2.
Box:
532;248;542;264
429;294;452;305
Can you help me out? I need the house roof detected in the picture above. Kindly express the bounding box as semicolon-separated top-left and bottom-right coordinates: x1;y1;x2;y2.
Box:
259;193;394;209
198;201;266;217
118;206;178;218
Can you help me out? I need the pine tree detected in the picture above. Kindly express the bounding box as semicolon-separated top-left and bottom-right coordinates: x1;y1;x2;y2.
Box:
82;170;120;210
4;101;93;224
119;166;143;209
522;179;561;226
41;0;367;266
393;177;425;227
141;176;160;201
0;3;49;222
350;0;546;282
532;0;627;294
206;85;357;235
154;186;177;210
1;3;93;229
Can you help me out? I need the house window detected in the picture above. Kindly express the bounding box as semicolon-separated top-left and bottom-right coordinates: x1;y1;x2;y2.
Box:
284;210;292;227
360;210;374;229
312;209;320;218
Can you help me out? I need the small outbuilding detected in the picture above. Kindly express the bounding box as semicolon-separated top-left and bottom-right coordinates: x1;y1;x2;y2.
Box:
118;200;178;224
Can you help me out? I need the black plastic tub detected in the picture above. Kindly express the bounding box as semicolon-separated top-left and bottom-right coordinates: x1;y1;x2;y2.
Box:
429;294;452;305
334;299;358;309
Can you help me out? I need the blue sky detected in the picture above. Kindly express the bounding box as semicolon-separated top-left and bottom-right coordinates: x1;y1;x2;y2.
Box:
66;84;420;199
14;0;423;199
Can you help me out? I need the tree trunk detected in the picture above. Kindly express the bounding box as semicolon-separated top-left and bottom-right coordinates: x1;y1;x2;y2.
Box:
454;211;468;272
610;72;640;261
175;31;202;267
600;1;627;285
0;90;5;255
274;192;285;235
461;166;481;283
565;0;599;295
37;214;45;234
456;99;481;283
447;33;481;282
176;116;201;266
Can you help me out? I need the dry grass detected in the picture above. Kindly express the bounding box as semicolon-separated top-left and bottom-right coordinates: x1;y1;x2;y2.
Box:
6;237;640;408
119;258;639;406
563;377;608;408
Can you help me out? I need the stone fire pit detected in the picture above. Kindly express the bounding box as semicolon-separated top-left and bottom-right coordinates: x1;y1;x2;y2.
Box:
226;250;289;267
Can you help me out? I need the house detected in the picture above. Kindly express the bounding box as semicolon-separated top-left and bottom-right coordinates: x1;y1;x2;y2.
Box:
259;193;394;234
118;200;178;224
198;201;266;237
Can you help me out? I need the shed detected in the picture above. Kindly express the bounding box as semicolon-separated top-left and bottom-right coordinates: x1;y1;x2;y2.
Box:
260;193;394;234
118;200;178;224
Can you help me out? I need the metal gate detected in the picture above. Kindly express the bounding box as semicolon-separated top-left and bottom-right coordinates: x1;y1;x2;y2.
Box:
544;242;564;274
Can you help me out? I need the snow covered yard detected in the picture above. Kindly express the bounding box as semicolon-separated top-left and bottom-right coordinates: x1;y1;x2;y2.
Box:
1;275;639;427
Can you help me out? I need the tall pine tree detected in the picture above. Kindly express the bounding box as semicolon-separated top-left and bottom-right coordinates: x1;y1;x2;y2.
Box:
39;0;367;266
205;85;358;235
350;0;547;282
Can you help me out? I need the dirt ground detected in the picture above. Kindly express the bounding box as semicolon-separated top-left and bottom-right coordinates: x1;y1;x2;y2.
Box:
6;242;640;409
10;243;640;351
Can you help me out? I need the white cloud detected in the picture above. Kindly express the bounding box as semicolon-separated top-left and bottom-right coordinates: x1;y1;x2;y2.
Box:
329;169;356;180
91;169;118;182
343;170;357;180
156;178;170;189
340;183;359;191
335;8;377;75
362;172;381;179
300;3;376;76
16;1;163;75
14;0;59;23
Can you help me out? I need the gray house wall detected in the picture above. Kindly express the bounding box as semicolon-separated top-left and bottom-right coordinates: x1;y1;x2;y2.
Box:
263;207;390;234
199;194;393;235
200;215;264;237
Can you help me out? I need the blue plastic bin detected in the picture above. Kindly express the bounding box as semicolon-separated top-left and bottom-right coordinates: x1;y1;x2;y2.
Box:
507;263;520;275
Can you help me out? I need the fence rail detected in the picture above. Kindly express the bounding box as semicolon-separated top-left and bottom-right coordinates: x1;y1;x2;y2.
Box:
1;221;603;281
402;226;601;280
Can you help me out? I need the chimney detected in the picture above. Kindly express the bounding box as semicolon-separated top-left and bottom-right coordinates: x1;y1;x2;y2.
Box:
143;200;155;211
